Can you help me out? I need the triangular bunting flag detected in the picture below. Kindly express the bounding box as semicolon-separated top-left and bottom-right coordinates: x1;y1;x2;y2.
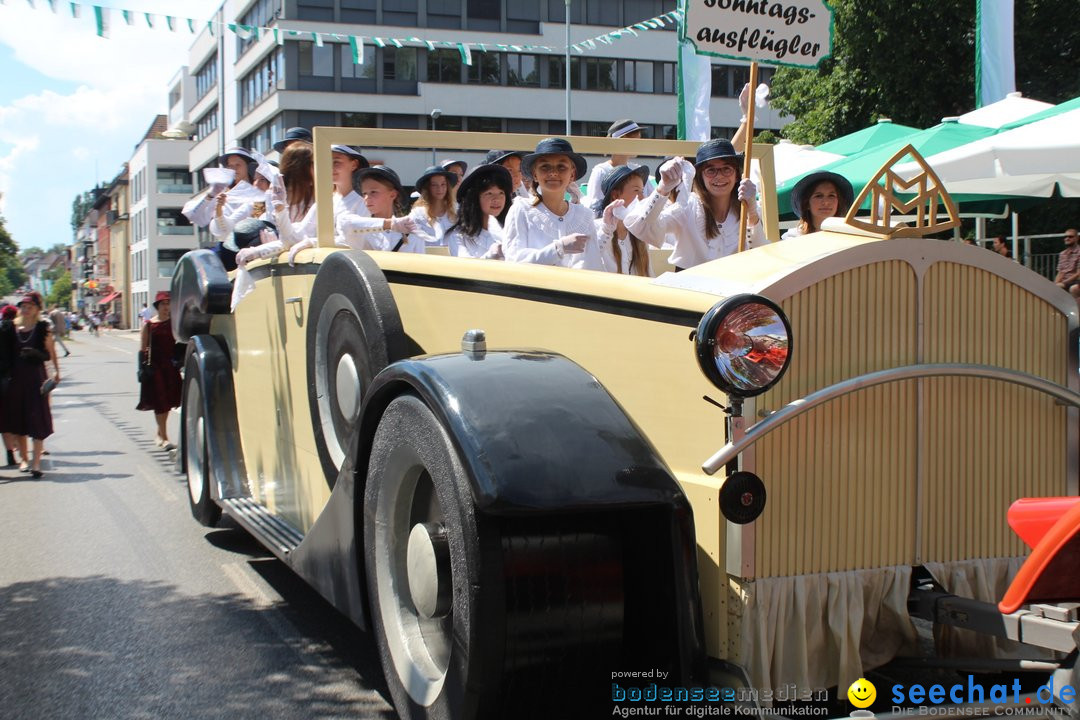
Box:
389;38;402;48
313;32;323;47
69;2;79;18
144;13;154;28
457;42;472;66
92;5;108;37
165;16;175;31
349;35;364;64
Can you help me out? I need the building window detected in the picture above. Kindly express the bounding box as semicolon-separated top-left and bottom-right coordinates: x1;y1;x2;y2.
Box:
196;108;218;142
428;0;462;28
660;62;676;94
296;0;332;22
584;58;616;91
241;115;286;156
587;1;620;26
432;115;463;132
156;168;192;194
466;52;501;84
507;118;542;134
157;249;187;278
547;0;583;23
383;47;418;81
383;0;418;26
623;59;654;93
341;43;376;80
343;112;376;127
341;0;376;23
467;117;502;133
507;0;539;32
427;48;462;83
156;209;192;236
506;54;539;87
237;0;280;57
467;0;500;30
299;42;334;78
239;49;283;117
194;55;217;101
547;56;581;89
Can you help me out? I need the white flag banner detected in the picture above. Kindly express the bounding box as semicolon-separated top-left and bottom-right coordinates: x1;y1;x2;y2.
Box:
677;37;712;141
976;0;1016;108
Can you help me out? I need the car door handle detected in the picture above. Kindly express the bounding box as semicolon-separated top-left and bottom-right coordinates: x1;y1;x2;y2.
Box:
284;296;303;305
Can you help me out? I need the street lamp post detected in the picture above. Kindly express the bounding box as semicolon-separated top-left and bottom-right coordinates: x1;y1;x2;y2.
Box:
430;108;442;166
565;0;571;135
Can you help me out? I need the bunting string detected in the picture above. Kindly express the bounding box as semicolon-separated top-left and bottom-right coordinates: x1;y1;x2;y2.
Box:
2;0;681;65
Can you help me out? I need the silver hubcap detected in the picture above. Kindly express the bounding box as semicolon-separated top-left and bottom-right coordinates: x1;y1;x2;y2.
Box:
407;522;452;620
374;463;450;706
185;381;204;504
335;354;361;421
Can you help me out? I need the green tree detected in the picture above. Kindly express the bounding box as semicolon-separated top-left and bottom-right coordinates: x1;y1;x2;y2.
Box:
0;214;25;296
47;271;72;309
768;0;1080;145
70;189;97;235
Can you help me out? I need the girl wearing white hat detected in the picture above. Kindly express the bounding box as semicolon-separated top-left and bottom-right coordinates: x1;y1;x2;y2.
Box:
503;138;604;271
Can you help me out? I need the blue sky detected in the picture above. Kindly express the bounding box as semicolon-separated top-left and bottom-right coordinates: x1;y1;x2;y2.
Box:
0;0;220;250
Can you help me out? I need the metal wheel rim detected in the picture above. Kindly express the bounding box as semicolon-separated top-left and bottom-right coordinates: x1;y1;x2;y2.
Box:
314;294;362;469
185;379;205;504
374;449;451;707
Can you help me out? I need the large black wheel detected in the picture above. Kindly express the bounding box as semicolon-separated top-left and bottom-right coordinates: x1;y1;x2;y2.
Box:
364;394;484;719
307;252;406;488
363;394;627;719
183;355;220;527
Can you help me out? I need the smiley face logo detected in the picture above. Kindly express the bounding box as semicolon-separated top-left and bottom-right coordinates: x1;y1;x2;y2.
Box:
847;678;876;709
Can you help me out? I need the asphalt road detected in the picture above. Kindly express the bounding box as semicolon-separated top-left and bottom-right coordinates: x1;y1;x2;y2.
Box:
0;329;397;720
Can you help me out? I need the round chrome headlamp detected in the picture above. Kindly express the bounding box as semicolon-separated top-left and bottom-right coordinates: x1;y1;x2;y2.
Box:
695;294;792;398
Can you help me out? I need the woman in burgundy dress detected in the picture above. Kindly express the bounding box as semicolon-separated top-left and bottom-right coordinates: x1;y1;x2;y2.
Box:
137;291;183;449
1;292;60;477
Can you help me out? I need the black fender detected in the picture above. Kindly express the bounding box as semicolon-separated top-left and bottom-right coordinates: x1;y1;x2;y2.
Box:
181;334;247;501
171;249;232;343
357;349;708;686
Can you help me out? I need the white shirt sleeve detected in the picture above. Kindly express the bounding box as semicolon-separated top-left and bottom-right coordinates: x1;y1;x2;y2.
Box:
209;202;255;239
181;194;216;228
624;190;676;249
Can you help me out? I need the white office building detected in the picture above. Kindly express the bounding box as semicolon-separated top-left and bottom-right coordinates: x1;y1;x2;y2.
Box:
172;0;786;203
127;115;198;327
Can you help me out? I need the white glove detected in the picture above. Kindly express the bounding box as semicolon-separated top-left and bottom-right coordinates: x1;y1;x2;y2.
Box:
738;177;759;220
269;176;287;211
390;216;417;234
236;240;283;268
287;237;316;266
485;242;504;261
259;227;279;245
657;157;683;195
602;199;625;234
739;82;770;118
739;82;751;116
557;233;589;256
567;183;584;204
208;182;229;198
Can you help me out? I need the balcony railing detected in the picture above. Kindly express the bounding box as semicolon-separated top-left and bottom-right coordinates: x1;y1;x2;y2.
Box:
157;225;194;236
158;184;194;194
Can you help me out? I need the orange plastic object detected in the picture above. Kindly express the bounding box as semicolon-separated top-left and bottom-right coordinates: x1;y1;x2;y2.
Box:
999;497;1080;614
1008;497;1080;549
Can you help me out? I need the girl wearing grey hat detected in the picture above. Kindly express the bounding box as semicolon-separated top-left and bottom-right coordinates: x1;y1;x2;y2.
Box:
503;138;604;270
409;166;459;246
182;147;262;229
593;165;653;277
581;119;657;211
624;139;767;270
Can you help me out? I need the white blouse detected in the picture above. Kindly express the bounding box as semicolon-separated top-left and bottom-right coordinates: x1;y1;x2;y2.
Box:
581;160;657;212
624;190;767;269
182;180;260;229
503;199;604;271
273;203;318;249
408;207;455;246
593;218;653;277
445;225;503;259
336;214;426;253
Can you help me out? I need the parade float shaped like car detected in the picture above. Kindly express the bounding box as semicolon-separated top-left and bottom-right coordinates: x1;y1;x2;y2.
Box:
171;128;1080;719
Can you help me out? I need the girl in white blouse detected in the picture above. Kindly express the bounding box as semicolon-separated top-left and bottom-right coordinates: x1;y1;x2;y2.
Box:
409;166;458;246
624;138;766;271
503;138;604;271
780;171;853;241
444;164;513;260
592;164;653;277
337;165;425;253
285;144;372;263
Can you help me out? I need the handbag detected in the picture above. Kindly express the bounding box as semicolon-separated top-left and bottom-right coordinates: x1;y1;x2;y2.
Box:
41;377;57;396
137;348;152;384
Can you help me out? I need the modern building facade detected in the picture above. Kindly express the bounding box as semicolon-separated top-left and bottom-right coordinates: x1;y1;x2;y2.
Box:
176;0;785;202
127;116;197;328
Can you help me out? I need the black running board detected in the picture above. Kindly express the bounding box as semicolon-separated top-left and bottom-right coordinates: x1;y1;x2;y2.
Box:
221;497;304;560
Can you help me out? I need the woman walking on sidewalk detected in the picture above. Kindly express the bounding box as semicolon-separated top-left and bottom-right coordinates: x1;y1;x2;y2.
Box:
0;292;60;478
136;291;183;450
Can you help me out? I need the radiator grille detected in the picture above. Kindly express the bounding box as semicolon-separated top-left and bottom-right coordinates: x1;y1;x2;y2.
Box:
751;260;1069;577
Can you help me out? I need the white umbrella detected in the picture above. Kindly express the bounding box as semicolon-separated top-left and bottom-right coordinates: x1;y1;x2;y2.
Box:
898;107;1080;197
956;91;1053;129
752;140;844;189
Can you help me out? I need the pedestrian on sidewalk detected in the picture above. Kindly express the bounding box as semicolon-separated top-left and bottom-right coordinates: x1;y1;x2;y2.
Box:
0;292;59;478
136;291;183;450
47;306;71;357
0;304;22;467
